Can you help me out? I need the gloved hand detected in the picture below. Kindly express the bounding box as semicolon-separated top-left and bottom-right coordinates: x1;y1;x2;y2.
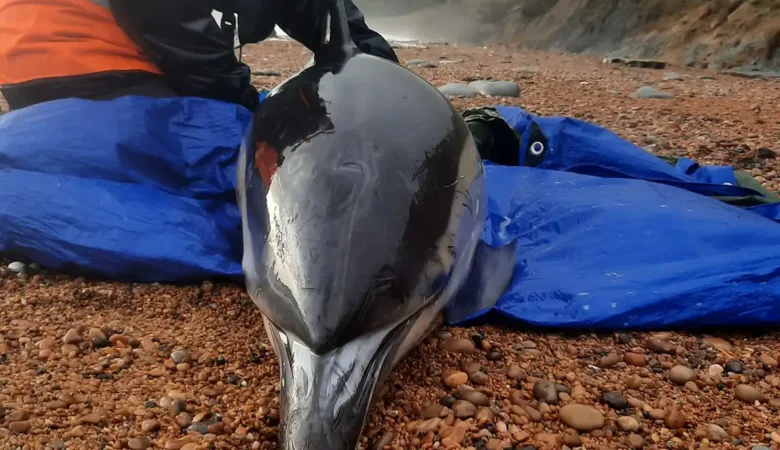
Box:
238;84;261;112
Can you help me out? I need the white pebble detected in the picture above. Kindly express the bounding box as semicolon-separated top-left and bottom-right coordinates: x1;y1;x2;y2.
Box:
8;261;25;273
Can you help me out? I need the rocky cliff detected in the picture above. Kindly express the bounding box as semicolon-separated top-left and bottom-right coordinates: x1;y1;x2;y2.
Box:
358;0;780;70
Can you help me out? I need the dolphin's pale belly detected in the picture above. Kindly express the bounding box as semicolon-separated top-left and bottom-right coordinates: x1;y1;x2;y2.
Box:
236;45;486;450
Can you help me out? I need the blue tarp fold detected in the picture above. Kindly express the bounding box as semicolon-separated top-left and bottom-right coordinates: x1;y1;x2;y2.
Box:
1;95;779;328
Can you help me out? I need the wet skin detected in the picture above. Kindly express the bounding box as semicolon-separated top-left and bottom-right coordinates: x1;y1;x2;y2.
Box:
236;35;487;450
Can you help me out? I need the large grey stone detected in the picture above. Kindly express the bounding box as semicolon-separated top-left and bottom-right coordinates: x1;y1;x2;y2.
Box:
438;83;480;98
469;80;520;97
631;86;674;99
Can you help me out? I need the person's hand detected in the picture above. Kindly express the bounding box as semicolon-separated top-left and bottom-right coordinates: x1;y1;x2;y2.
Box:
238;84;260;112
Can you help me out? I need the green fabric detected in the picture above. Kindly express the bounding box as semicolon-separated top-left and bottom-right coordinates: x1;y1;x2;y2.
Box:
657;155;780;207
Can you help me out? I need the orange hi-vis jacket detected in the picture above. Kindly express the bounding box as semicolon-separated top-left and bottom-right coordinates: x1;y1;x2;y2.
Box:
0;0;162;87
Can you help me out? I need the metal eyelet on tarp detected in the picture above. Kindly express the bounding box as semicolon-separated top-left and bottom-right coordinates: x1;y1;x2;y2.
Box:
530;141;545;156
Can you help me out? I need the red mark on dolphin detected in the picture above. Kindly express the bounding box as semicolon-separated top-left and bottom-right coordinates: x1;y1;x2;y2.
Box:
254;141;279;189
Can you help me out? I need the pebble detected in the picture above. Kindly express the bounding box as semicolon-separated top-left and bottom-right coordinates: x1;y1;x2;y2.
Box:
507;365;523;379
374;431;394;449
664;409;687;429
532;380;559;405
601;391;629;409
469;80;520;97
735;384;766;403
647;337;674;353
725;360;743;374
685;381;699;392
598;352;620;368
439;338;476;354
8;420;32;433
7;261;25;273
64;426;85;438
559;404;605;431
618;416;640;432
702;337;733;350
469;370;489;385
709;364;724;378
535;433;562;448
624;353;647;367
172;399;187;415
669;365;696;385
628;433;646;449
438;83;480;98
456;385;490;406
171;348;191;364
451;400;476;418
631;86;674;99
406;59;438;68
760;353;778;368
442;370;469;388
173;412;192;428
142;419;160;432
81;409;107;425
62;328;82;345
707;424;729;442
422;403;447;419
128;436;152;450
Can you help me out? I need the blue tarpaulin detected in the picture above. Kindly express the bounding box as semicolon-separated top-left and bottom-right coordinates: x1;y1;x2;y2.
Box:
1;95;779;329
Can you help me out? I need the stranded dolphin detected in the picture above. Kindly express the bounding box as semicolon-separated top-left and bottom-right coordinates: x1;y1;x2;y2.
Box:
235;0;515;448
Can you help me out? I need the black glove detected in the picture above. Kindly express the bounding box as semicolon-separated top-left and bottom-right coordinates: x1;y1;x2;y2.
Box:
238;84;260;112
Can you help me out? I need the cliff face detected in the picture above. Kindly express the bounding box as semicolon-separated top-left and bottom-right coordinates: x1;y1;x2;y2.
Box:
358;0;780;70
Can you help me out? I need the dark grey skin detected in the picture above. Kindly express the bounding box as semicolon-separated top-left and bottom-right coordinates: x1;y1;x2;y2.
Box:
235;1;506;448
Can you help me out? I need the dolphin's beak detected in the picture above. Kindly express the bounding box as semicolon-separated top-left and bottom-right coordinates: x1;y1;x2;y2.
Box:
262;304;445;450
263;316;401;450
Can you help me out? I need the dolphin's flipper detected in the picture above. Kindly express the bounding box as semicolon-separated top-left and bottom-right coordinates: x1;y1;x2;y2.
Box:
446;239;518;324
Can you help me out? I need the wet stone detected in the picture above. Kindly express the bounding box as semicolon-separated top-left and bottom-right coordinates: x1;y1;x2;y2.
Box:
8;262;25;273
469;80;520;97
438;83;480;98
456;385;490;406
451;400;476;418
647;337;674;353
128;436;152;450
188;422;210;434
171;348;191;364
735;384;766;403
532;380;559;405
559;404;604;431
440;338;476;354
406;59;438;68
631;86;674;99
601;391;629;409
669;365;696;385
725;360;743;374
172;399;187;415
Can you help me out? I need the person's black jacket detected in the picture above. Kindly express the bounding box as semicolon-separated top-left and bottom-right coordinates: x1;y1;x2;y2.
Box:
109;0;399;111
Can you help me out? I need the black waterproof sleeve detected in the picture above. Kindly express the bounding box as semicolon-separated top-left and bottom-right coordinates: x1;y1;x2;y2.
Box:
273;0;399;63
109;0;257;108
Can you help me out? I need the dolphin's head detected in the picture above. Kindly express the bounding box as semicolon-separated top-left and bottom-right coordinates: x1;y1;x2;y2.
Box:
236;48;487;449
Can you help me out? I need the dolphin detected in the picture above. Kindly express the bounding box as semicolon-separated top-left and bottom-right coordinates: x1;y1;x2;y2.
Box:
235;0;516;448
